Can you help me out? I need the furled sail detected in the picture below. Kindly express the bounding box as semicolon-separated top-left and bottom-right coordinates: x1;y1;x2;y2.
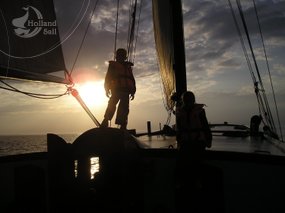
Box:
152;0;187;112
0;0;69;84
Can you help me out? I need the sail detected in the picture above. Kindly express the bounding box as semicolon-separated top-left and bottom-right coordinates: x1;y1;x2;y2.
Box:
152;0;187;111
0;0;68;84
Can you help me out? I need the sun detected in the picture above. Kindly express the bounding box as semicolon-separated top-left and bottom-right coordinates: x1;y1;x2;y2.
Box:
76;80;107;107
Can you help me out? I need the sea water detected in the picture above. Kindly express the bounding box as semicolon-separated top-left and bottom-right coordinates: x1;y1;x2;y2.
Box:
0;134;78;157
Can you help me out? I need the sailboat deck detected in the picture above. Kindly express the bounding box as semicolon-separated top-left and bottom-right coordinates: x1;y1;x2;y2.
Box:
136;134;285;156
1;128;285;213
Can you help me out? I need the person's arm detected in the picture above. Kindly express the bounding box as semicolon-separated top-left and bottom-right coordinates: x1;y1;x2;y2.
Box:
104;61;115;97
130;71;136;100
127;62;136;99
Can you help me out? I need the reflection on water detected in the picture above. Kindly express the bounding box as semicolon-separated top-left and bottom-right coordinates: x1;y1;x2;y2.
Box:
90;157;100;179
74;160;78;178
74;157;100;179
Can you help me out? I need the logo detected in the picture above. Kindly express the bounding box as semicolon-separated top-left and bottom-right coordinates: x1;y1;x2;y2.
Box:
12;6;57;38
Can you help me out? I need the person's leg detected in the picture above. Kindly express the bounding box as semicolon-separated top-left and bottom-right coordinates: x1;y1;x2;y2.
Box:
101;92;120;127
115;92;129;129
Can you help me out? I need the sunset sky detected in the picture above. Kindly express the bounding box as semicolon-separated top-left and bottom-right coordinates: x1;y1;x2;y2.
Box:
0;0;285;136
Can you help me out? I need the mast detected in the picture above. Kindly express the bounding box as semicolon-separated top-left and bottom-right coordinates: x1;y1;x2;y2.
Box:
171;0;187;98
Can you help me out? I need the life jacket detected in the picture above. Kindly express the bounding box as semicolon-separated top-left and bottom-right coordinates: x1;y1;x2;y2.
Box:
105;61;136;94
178;104;208;145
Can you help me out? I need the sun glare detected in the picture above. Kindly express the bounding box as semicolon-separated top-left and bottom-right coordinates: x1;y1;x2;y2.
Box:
76;81;107;107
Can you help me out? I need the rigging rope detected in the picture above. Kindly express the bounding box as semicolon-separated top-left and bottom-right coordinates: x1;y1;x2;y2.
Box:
127;0;137;62
67;0;101;126
228;0;256;84
114;0;120;60
131;0;143;63
229;0;281;139
252;0;283;142
236;0;276;133
0;80;68;99
113;0;142;63
70;0;100;74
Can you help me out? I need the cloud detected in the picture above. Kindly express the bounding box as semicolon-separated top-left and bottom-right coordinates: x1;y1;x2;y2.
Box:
181;0;285;104
134;72;162;104
1;0;285;135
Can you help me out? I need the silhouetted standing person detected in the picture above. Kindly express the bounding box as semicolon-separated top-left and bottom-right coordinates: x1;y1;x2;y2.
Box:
101;48;136;130
177;91;212;155
175;91;214;213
